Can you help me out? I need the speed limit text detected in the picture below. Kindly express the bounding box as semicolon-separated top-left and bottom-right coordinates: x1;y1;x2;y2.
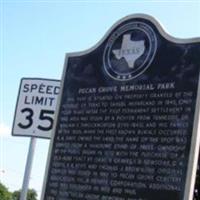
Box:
23;83;60;106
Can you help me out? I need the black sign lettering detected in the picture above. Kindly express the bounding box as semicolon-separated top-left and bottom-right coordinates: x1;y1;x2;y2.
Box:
12;78;60;138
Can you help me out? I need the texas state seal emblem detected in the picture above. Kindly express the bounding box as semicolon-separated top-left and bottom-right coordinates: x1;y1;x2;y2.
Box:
103;21;157;81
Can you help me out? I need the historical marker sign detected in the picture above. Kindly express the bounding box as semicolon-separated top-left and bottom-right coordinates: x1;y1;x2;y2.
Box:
12;78;60;139
42;14;200;200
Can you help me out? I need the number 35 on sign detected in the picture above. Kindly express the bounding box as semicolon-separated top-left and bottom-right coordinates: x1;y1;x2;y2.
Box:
12;78;60;139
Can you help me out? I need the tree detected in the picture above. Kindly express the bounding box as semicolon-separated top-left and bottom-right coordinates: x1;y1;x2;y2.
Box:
12;190;20;200
12;189;37;200
0;182;12;200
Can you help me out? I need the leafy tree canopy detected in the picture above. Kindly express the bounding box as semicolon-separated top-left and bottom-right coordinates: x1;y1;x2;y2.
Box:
12;189;37;200
0;182;12;200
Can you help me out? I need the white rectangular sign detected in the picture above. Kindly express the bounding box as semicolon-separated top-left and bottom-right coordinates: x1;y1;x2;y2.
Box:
12;78;60;139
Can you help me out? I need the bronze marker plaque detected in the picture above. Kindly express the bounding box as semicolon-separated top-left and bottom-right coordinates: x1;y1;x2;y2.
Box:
42;14;200;200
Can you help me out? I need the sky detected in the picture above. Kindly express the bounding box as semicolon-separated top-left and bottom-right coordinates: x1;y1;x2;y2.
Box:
0;0;200;199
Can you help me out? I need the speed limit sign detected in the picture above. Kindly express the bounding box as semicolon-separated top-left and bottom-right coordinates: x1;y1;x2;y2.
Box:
12;78;60;139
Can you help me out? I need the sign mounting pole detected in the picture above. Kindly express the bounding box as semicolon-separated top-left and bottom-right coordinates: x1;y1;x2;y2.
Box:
20;137;36;200
12;78;60;200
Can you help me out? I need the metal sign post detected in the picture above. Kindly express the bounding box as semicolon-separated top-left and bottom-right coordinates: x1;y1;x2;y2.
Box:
12;78;60;200
20;137;36;200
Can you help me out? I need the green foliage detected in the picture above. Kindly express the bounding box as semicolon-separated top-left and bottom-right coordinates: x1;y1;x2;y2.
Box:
27;189;37;200
0;183;38;200
0;182;12;200
12;190;20;200
12;189;37;200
